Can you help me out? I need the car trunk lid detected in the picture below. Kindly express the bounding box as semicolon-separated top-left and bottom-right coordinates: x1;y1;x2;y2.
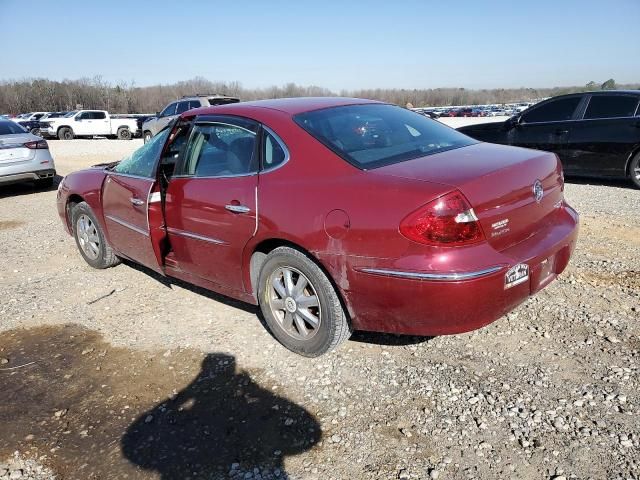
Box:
374;142;564;251
0;135;37;165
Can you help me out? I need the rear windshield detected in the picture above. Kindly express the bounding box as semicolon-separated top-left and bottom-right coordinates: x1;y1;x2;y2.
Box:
0;121;27;135
294;104;476;169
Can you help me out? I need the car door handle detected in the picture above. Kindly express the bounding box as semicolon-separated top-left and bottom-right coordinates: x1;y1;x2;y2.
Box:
225;204;250;214
554;129;569;135
130;198;145;206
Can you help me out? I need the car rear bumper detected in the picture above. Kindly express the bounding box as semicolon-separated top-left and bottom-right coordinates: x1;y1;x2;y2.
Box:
0;168;56;185
337;204;579;336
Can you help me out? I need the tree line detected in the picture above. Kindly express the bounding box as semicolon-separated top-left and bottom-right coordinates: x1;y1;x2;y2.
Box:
0;76;637;114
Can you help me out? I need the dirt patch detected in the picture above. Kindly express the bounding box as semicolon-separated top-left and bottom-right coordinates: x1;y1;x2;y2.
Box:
580;217;640;245
0;325;321;479
0;220;24;230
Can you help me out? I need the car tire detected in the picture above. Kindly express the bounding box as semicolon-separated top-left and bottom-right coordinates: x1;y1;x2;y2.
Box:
35;177;54;189
117;127;132;140
257;246;351;357
629;152;640;189
143;131;152;144
58;127;74;140
29;128;40;135
71;202;120;269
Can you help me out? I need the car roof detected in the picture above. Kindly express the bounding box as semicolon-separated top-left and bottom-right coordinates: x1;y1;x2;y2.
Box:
185;96;384;117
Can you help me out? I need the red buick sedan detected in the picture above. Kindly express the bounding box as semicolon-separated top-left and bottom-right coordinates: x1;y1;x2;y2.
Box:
57;98;579;356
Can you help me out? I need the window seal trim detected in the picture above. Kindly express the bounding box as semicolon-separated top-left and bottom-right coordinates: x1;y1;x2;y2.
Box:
260;125;290;174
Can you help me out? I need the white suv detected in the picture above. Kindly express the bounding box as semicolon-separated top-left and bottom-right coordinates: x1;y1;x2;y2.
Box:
142;94;239;142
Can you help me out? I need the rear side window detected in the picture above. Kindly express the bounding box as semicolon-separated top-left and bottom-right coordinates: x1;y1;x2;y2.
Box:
0;121;27;135
188;100;202;110
176;101;192;115
521;97;581;123
262;128;288;170
90;111;106;120
584;95;639;119
294;104;475;169
182;123;257;177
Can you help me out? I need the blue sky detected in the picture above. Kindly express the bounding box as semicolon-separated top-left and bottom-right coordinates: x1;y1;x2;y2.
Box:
1;0;638;90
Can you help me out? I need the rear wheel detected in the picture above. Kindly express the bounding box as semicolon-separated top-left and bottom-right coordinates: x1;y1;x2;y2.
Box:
257;247;351;357
71;202;120;269
143;131;152;143
117;127;132;140
629;152;640;189
58;127;74;140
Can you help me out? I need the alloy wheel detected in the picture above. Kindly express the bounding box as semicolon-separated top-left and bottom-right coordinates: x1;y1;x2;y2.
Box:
76;214;100;260
267;267;321;340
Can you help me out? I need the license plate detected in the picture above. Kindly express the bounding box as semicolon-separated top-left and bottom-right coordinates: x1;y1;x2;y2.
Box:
505;263;529;289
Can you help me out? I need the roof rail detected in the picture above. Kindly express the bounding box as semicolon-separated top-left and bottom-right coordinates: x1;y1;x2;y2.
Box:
181;93;232;98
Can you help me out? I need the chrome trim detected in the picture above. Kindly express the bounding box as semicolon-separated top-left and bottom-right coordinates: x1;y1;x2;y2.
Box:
107;171;154;181
105;214;149;237
261;126;290;173
171;172;257;180
253;185;259;236
166;227;228;245
357;266;504;281
225;204;250;214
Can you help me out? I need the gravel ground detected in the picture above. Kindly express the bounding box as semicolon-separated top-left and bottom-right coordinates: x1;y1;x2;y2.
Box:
0;136;638;480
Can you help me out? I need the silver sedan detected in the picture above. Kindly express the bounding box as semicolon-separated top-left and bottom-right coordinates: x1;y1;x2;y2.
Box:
0;120;56;188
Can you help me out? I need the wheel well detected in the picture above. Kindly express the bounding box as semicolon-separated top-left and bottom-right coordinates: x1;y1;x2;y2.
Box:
65;194;84;228
57;125;71;134
625;146;640;176
249;238;353;321
117;126;130;131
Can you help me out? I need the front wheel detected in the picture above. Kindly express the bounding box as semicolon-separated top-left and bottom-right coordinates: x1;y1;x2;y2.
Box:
257;247;351;357
629;152;640;189
71;202;120;269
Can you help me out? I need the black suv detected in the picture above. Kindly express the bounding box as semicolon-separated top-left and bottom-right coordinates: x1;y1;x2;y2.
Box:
457;91;640;188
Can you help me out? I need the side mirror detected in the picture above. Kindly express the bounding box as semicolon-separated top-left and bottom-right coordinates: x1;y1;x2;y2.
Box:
506;115;521;129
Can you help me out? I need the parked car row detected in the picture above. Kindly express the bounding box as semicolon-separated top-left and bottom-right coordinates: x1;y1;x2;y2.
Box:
415;102;537;118
457;90;640;188
0;119;56;187
39;110;140;140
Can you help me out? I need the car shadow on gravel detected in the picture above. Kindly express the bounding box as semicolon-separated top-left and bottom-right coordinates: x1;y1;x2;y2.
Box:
0;175;62;198
349;331;434;347
565;176;636;190
0;324;321;479
122;353;321;479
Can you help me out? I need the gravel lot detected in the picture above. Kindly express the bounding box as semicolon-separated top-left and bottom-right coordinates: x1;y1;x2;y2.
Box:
0;133;638;480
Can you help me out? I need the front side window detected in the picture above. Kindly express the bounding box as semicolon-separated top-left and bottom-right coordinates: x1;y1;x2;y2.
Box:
584;95;639;119
113;128;170;178
294;104;475;169
182;123;257;177
521;97;582;123
160;103;177;117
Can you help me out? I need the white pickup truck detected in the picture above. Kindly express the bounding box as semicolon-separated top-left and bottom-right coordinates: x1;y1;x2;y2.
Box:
39;110;139;140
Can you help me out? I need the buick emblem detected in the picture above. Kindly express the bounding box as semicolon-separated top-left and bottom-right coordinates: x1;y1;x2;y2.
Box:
532;179;543;203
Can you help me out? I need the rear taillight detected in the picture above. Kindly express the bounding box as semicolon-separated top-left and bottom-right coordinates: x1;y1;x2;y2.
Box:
24;140;48;149
399;190;485;246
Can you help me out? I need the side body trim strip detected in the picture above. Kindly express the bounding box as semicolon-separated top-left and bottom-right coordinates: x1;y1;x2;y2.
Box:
357;266;504;281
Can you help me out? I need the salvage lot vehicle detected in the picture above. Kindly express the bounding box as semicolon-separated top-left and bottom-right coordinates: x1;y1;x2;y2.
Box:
57;97;579;356
0;119;56;187
40;110;139;140
458;91;640;188
142;94;240;143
